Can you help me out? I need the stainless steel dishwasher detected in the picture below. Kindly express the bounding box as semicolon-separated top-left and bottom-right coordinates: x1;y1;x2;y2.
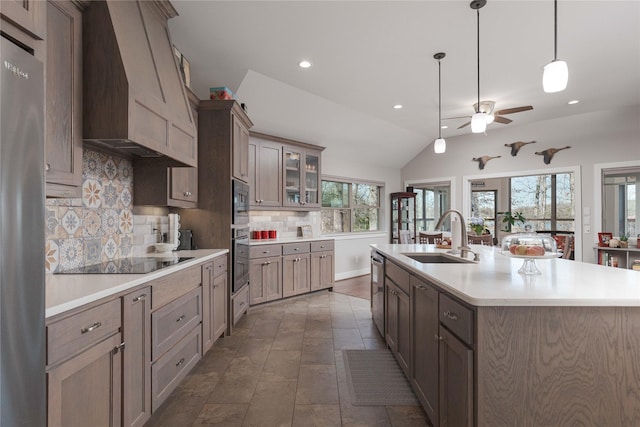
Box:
371;251;385;338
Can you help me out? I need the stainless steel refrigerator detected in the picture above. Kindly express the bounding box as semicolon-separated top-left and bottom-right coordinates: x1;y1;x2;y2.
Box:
1;36;46;426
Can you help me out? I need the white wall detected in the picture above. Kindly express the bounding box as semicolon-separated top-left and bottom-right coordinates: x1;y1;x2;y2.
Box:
401;106;640;263
322;152;402;278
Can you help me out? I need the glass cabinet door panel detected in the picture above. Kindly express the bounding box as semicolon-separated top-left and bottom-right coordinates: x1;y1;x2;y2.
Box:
305;152;319;204
284;149;301;205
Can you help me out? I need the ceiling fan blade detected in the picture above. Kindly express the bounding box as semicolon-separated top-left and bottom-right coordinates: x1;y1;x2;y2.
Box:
457;121;471;129
494;106;533;115
493;116;512;124
442;115;471;121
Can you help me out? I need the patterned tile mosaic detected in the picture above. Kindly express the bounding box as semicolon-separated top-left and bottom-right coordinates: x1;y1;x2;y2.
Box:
45;148;134;273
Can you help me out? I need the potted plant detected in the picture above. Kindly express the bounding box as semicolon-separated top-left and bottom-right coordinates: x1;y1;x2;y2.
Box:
619;233;629;248
497;211;526;232
468;216;485;235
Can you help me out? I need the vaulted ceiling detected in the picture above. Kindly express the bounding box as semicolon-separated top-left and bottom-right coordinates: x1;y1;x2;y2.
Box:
169;1;640;169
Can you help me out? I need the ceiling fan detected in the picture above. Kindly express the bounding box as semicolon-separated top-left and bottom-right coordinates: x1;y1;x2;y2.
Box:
445;100;533;129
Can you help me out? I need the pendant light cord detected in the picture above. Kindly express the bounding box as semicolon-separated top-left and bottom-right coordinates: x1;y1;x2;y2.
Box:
438;59;442;139
553;0;558;61
476;8;481;113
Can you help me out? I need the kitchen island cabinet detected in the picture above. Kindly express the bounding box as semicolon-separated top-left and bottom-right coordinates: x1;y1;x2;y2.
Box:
372;243;640;426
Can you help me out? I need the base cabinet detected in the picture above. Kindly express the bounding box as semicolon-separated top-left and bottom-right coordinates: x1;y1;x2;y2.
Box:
202;257;227;353
386;280;410;375
439;326;473;427
250;255;282;305
410;276;439;426
47;333;123;427
283;253;311;297
122;287;152;427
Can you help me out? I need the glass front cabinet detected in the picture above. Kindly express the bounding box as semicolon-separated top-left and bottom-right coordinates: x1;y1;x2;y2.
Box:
283;147;320;209
390;192;416;244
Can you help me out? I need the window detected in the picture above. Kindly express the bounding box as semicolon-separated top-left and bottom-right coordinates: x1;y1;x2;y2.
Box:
321;178;382;234
471;190;497;235
414;184;450;231
602;168;638;237
510;173;575;232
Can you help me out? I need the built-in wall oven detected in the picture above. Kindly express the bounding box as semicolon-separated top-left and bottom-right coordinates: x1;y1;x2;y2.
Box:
371;251;385;337
232;179;249;225
232;227;250;293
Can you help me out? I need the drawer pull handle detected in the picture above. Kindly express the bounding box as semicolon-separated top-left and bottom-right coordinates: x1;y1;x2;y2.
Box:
133;293;147;302
176;358;185;367
262;251;269;254
443;311;458;321
81;322;102;334
415;285;427;291
435;334;443;341
294;248;299;251
176;315;186;322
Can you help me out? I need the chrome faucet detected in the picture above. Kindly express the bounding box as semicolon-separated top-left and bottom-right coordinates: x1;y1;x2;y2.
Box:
435;209;478;261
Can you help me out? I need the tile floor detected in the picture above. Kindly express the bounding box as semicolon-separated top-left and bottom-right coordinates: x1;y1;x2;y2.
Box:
332;275;371;300
146;290;431;426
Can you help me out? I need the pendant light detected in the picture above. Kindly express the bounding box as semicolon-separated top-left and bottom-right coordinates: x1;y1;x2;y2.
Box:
433;52;446;154
470;0;487;133
543;0;568;92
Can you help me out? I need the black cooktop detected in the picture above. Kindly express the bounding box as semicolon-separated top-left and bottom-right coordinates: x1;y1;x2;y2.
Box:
55;257;194;274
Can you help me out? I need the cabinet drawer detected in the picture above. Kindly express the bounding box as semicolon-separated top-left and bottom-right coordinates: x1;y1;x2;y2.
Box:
233;285;249;325
385;261;410;295
47;299;121;366
212;255;228;278
152;287;202;361
439;293;474;346
311;240;334;253
250;244;282;259
152;325;201;412
151;266;201;310
282;242;310;255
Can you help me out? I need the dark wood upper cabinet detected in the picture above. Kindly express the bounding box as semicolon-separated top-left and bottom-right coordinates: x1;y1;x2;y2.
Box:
82;0;197;167
45;0;83;198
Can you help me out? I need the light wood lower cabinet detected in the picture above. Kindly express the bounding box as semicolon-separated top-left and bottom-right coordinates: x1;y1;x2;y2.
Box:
310;251;334;291
250;255;282;305
46;297;123;427
283;253;311;297
202;256;227;353
122;287;151;427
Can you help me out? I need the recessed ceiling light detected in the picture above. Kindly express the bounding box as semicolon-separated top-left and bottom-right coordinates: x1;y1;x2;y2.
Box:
393;104;403;109
568;100;579;105
441;125;448;129
298;60;311;69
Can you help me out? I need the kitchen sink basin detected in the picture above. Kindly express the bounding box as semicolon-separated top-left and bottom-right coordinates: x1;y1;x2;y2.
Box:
402;253;474;264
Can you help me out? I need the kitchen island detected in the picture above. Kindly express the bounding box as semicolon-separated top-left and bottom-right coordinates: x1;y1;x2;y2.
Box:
373;243;640;426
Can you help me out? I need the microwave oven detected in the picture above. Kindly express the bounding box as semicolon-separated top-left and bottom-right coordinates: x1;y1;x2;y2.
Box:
232;179;249;225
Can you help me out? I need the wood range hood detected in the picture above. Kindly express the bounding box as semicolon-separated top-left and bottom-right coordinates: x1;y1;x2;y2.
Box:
83;0;197;167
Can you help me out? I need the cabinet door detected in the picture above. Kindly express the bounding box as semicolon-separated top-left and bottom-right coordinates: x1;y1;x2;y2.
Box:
303;150;320;207
45;0;82;197
283;254;310;297
385;283;399;352
212;271;227;341
396;285;411;375
202;262;214;353
439;326;473;427
122;287;152;427
255;141;282;207
1;0;46;39
283;147;303;207
47;333;122;427
250;256;281;305
232;113;249;182
410;276;439;426
311;251;335;291
170;167;197;206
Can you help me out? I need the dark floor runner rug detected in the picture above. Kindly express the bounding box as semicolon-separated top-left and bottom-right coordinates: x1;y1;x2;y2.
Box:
342;349;419;406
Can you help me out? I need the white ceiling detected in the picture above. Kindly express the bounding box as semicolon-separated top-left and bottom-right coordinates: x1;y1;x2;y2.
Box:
168;1;640;169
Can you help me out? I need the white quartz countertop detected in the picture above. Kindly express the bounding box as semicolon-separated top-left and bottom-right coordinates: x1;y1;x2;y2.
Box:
46;249;227;319
249;236;333;246
372;244;640;307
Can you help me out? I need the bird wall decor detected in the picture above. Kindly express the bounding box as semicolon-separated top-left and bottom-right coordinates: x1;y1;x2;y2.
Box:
505;140;536;156
472;155;501;170
534;146;571;164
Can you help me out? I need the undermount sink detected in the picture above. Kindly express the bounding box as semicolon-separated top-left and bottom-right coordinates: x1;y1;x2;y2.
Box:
402;253;474;264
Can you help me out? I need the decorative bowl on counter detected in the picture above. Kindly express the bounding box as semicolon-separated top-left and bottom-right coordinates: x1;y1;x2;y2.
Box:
154;243;176;253
500;234;558;275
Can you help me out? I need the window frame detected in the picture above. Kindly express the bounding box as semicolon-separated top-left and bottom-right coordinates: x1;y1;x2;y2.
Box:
320;175;384;235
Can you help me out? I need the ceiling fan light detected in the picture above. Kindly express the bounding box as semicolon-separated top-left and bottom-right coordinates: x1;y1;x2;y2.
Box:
471;112;487;133
434;138;446;154
543;59;568;93
485;113;495;124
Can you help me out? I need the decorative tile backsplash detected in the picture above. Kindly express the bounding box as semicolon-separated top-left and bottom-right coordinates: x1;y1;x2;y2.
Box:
249;210;321;238
45;148;134;273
